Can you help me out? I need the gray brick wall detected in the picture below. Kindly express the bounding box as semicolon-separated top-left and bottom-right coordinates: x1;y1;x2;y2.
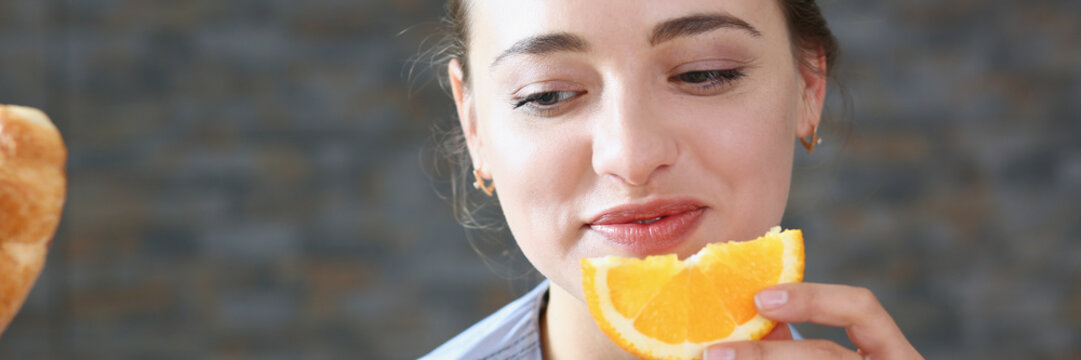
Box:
0;1;1078;359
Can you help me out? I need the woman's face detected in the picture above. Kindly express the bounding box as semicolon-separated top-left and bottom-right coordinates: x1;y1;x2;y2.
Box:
450;0;825;300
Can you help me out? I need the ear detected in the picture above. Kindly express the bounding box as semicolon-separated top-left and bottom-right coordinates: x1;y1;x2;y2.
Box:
796;49;828;139
449;59;487;175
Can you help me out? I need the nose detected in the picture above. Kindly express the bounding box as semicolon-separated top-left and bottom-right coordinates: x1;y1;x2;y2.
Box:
590;84;678;187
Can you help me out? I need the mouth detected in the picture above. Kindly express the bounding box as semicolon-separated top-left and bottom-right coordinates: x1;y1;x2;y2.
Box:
586;198;707;256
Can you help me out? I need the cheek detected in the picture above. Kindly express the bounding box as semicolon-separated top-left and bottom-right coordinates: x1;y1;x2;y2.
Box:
490;135;577;212
677;77;800;230
480;114;590;268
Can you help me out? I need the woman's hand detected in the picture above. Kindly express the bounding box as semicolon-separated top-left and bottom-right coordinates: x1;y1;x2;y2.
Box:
703;283;923;360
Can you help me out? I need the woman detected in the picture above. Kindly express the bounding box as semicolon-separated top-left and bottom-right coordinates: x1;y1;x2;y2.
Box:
423;0;922;359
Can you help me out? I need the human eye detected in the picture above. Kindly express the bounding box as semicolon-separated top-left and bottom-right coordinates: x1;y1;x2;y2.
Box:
510;89;585;117
669;68;746;96
513;91;579;109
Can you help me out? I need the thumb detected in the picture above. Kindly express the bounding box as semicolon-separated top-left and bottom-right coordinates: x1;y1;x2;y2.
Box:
761;322;793;340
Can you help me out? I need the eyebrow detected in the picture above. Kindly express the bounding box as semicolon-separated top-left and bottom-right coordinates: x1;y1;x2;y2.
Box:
488;13;761;68
490;32;589;68
650;13;761;45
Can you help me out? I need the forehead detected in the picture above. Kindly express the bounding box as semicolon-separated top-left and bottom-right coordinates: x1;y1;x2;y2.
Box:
467;0;787;61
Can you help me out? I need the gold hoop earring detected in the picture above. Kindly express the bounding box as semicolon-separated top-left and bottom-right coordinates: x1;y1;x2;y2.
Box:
801;124;823;154
473;168;495;196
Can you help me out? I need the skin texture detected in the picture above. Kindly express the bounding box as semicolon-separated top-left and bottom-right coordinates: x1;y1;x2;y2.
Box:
448;0;921;359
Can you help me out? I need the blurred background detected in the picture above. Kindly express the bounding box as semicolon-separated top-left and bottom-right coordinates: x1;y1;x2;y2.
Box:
0;0;1078;359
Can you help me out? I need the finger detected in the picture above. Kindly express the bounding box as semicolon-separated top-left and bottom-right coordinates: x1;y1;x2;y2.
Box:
760;322;792;341
753;283;910;356
704;340;861;360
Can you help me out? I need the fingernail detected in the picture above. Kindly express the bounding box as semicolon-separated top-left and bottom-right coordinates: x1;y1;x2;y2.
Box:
755;290;787;310
704;347;735;360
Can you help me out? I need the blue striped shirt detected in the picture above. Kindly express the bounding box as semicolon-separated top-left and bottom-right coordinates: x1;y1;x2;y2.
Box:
421;280;801;360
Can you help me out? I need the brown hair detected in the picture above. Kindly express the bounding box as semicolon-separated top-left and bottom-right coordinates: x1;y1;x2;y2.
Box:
429;0;841;270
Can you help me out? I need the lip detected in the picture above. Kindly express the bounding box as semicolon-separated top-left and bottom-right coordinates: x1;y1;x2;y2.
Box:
587;198;707;255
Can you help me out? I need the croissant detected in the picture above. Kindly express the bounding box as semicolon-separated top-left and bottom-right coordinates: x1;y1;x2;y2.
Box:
0;105;66;337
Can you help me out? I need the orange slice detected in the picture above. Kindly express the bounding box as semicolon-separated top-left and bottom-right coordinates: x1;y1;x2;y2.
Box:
581;227;804;360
